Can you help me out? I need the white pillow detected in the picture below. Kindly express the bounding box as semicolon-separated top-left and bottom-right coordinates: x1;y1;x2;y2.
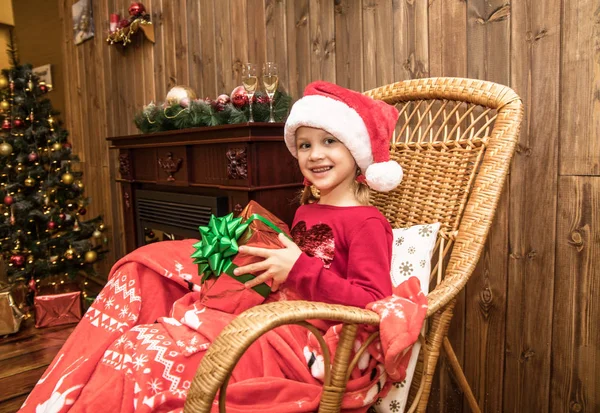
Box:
375;222;440;413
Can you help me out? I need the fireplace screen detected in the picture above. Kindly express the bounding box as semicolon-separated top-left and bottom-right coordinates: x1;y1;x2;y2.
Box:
134;189;228;247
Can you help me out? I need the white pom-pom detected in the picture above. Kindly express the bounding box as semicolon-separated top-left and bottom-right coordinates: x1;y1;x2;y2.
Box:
365;161;403;192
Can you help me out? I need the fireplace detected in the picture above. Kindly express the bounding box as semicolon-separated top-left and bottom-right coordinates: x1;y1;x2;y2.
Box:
108;123;303;253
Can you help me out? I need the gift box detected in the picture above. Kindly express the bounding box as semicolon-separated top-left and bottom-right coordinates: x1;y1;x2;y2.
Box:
34;291;82;328
0;291;24;335
192;201;291;315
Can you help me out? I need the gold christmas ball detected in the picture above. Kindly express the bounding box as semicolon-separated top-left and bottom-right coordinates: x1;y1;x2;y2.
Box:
0;142;13;156
0;100;9;110
84;250;97;263
50;255;59;264
27;255;34;264
61;172;74;185
0;76;7;89
64;248;76;260
98;223;105;231
15;164;23;172
166;85;197;106
52;142;62;151
24;177;36;187
75;180;84;190
92;230;102;239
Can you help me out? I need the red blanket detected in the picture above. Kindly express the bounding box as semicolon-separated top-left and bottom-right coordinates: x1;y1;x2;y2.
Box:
19;240;426;413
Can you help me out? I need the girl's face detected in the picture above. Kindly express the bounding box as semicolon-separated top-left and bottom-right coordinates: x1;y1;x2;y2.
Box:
295;126;358;202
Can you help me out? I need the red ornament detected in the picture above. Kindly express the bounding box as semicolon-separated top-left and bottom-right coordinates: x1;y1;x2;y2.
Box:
4;195;13;205
216;94;230;105
230;86;249;108
128;2;146;16
39;84;48;93
78;207;87;216
13;118;24;128
28;277;37;293
63;142;72;149
10;255;25;266
1;119;10;130
47;220;57;230
28;152;38;162
253;94;270;105
59;213;66;221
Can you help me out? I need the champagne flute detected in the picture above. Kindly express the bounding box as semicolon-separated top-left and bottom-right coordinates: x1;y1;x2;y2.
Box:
242;63;258;122
262;62;279;123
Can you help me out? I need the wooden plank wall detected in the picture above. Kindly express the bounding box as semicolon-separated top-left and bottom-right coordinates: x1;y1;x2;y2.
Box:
57;0;598;411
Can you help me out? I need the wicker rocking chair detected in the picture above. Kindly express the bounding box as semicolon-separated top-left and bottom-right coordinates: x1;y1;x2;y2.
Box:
183;77;523;413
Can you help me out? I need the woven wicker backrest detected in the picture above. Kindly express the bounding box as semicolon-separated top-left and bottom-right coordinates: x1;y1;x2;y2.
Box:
364;78;522;314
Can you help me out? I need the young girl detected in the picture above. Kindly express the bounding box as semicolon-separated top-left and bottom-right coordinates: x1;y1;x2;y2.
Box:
20;82;408;413
235;80;403;309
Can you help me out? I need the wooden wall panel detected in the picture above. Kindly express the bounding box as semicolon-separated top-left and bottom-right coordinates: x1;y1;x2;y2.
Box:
553;177;599;413
506;0;561;412
560;0;599;176
55;0;599;411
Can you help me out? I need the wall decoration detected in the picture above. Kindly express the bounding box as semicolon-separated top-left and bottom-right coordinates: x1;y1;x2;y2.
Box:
73;0;95;45
32;64;52;88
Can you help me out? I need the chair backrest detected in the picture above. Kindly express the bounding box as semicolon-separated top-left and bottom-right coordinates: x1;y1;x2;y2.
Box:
364;77;523;315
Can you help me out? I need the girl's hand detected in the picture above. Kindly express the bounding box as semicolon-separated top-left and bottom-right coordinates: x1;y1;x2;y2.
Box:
234;233;302;292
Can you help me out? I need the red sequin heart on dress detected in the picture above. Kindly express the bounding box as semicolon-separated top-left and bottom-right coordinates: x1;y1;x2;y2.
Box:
291;221;335;268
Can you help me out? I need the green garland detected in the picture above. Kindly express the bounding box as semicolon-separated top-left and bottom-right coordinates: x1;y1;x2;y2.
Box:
134;90;292;134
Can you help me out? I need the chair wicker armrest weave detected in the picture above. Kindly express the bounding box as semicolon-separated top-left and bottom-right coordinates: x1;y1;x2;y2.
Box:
184;300;380;413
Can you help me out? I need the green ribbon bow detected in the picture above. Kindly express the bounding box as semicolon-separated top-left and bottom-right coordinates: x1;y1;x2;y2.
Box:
191;212;288;298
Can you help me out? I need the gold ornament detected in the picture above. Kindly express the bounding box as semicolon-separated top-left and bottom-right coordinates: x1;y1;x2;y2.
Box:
52;142;62;151
166;85;197;105
0;76;7;89
0;100;9;110
73;220;81;231
27;255;34;264
50;255;59;264
0;142;13;156
64;247;76;260
84;250;97;263
92;229;102;238
15;164;23;172
75;180;84;190
61;172;74;185
98;223;105;231
24;177;36;187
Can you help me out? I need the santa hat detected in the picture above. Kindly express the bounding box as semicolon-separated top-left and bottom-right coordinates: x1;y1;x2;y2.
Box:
284;81;403;192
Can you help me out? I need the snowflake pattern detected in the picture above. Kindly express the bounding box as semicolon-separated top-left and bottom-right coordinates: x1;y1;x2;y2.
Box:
398;261;413;277
418;225;433;237
389;399;401;412
407;246;416;254
104;297;115;309
420;259;426;268
395;236;404;246
132;354;149;371
147;378;163;394
119;305;129;319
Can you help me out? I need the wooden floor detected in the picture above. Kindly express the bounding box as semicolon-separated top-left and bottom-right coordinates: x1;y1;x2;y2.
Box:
0;318;75;413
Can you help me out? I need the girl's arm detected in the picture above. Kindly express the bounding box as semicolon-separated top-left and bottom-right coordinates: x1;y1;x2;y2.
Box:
285;218;393;308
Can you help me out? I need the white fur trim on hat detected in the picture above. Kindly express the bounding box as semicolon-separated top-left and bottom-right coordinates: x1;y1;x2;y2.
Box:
365;161;403;192
284;95;373;172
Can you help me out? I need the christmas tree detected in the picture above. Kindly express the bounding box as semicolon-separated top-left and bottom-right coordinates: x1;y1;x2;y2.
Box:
0;37;107;288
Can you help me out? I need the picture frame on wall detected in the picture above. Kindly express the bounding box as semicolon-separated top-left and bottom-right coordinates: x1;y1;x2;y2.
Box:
33;64;52;87
72;0;94;45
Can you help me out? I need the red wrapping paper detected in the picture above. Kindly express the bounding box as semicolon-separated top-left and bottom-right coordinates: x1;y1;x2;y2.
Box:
199;201;291;315
34;291;82;328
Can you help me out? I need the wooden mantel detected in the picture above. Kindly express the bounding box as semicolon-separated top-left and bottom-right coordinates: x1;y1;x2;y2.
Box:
107;123;303;253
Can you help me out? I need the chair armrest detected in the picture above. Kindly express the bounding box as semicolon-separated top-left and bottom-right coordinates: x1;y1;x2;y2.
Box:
184;300;379;412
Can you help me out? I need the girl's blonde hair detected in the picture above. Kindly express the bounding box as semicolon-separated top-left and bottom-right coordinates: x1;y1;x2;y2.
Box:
298;168;371;205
